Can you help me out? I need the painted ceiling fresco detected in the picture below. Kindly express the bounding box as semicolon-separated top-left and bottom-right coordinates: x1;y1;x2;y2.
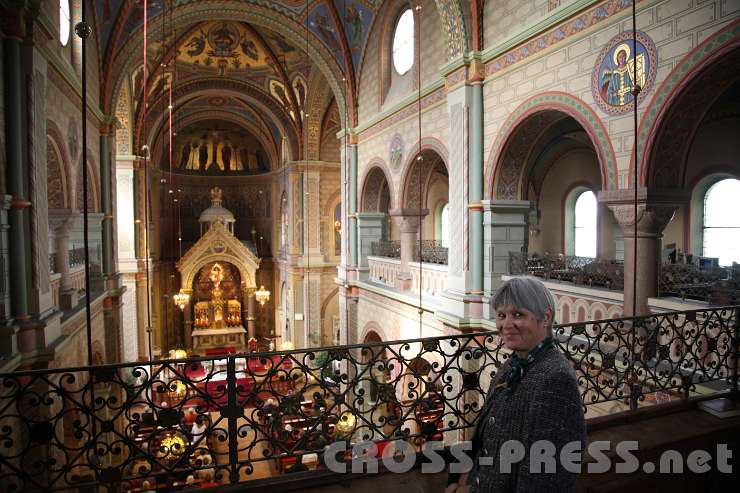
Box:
95;0;379;78
167;119;272;175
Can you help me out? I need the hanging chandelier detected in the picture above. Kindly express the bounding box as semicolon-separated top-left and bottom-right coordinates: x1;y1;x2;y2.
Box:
255;285;271;306
173;291;190;310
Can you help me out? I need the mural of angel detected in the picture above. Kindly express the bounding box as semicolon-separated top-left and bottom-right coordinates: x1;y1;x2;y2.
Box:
600;42;645;107
186;35;205;57
311;12;341;55
241;39;259;61
345;3;363;48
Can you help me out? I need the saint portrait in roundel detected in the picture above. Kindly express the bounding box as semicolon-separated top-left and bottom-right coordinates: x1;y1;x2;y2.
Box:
592;31;657;116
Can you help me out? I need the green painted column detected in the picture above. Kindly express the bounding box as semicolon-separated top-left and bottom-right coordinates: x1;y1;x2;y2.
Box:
3;25;30;319
100;127;113;276
469;81;484;293
349;136;358;268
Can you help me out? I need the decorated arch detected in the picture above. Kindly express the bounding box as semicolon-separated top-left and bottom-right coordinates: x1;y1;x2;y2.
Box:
486;92;617;199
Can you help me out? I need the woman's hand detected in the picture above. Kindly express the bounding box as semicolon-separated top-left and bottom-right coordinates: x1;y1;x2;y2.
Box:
445;473;469;493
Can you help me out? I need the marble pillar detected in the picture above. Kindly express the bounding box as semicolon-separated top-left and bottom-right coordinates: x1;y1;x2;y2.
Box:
356;212;387;278
600;189;686;316
49;210;79;310
391;209;428;290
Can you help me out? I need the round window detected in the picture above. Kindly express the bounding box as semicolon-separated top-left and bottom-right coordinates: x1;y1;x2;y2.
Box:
392;9;414;75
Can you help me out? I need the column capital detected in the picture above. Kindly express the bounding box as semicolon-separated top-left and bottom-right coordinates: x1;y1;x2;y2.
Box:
599;188;688;236
99;117;117;136
390;209;429;233
48;208;78;235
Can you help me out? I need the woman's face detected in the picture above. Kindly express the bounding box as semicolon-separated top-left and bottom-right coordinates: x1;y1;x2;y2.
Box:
495;304;551;355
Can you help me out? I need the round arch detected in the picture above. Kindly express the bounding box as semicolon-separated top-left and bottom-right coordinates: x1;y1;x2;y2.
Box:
150;109;281;171
104;2;352;128
360;158;395;212
46;120;72;209
486;92;617;199
634;22;740;188
399;137;449;210
180;249;259;293
136;79;300;159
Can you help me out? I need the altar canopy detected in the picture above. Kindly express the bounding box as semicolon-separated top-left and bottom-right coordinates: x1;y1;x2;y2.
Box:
177;188;261;353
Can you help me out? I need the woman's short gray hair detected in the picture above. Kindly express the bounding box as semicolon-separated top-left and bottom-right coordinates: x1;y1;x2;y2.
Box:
491;276;556;325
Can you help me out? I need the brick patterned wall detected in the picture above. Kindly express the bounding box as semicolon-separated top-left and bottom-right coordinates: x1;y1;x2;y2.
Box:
482;0;739;192
484;0;552;49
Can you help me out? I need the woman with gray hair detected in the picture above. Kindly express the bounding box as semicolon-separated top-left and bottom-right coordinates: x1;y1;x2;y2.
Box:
446;276;586;493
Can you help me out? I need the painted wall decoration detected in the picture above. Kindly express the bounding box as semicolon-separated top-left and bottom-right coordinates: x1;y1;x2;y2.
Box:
95;0;125;53
307;2;343;66
389;133;404;171
334;0;373;69
67;117;79;163
592;31;657;116
170;120;271;175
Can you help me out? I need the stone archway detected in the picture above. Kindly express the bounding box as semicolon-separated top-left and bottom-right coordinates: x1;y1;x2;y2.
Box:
637;24;740;188
486;92;617;200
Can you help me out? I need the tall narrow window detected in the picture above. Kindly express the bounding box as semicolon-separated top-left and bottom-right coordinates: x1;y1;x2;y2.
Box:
392;9;414;75
574;191;597;258
59;0;71;46
440;203;449;248
703;178;740;266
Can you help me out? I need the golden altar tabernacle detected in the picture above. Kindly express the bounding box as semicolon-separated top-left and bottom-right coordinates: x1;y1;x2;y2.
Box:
176;187;261;353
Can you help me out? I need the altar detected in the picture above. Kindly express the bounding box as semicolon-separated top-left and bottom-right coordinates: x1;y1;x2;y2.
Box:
176;187;263;354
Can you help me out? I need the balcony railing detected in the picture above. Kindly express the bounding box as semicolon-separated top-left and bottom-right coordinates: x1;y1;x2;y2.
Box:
370;240;400;258
509;252;624;290
659;263;740;304
413;240;448;265
0;306;737;491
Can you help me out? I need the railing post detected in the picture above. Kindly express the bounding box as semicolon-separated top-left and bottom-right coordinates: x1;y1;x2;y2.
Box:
226;356;239;484
734;307;739;392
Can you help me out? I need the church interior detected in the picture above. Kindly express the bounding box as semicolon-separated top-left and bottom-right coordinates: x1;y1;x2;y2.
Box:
0;0;739;491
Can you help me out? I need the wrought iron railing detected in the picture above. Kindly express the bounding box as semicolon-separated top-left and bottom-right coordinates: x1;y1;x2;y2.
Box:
0;306;737;491
413;240;448;265
69;247;86;268
509;252;624;290
659;263;740;304
370;240;401;259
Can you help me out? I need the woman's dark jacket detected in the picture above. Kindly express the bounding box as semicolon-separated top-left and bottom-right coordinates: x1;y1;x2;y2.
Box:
469;345;587;493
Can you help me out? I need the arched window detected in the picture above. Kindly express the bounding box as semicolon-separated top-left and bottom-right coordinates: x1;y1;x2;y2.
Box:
59;0;71;46
574;191;597;258
703;178;740;266
440;203;449;248
392;9;414;75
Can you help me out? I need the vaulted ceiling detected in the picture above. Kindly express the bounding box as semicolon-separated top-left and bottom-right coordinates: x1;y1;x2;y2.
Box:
97;0;383;160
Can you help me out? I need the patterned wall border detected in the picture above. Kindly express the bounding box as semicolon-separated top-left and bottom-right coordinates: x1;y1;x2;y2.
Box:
632;20;740;186
484;0;641;78
434;0;467;60
486;92;617;199
358;86;447;140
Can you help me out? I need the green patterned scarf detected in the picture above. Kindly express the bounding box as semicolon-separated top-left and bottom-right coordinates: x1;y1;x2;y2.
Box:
505;336;554;393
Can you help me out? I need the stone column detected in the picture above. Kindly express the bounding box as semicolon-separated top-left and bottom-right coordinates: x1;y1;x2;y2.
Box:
348;133;358;272
246;289;256;340
100;121;115;278
3;9;31;322
48;210;79;310
0;195;16;356
390;209;427;290
182;294;193;351
356;212;387;277
442;58;486;318
483;200;530;316
600;189;686;316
